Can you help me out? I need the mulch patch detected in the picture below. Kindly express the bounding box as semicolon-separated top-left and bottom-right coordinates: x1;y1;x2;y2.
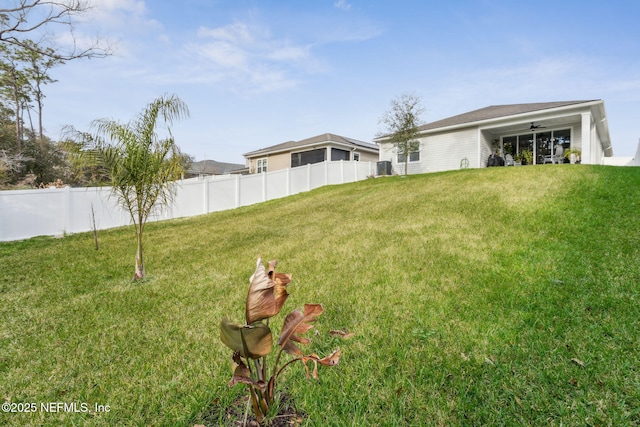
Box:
195;392;306;427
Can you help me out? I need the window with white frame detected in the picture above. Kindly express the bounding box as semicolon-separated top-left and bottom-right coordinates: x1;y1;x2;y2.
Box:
353;152;360;161
256;158;268;173
398;150;420;163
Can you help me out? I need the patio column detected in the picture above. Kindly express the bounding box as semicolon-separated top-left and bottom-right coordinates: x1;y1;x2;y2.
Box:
581;112;593;164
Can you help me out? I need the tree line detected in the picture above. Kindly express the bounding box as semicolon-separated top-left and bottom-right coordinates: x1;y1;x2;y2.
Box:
0;40;67;187
0;1;112;188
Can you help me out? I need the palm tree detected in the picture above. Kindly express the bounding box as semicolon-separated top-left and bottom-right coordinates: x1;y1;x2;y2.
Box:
92;94;189;280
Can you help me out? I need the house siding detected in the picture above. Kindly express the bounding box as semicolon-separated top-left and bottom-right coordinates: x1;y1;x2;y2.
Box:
249;144;379;173
249;152;290;173
378;128;478;174
424;128;480;172
573;122;582;150
354;150;379;164
378;143;421;174
480;129;493;168
566;121;584;162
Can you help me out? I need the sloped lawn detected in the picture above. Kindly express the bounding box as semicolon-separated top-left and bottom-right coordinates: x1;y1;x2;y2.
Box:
1;165;639;426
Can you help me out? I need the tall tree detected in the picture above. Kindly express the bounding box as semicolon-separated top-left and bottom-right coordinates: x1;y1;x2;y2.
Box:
0;2;110;186
0;0;109;60
378;93;425;175
0;44;30;150
18;40;61;148
90;94;189;280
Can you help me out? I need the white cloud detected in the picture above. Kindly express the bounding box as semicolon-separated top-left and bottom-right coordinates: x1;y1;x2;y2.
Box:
334;0;352;11
183;21;314;93
49;0;164;58
80;0;159;30
265;44;310;61
95;0;147;14
198;40;248;68
197;23;255;44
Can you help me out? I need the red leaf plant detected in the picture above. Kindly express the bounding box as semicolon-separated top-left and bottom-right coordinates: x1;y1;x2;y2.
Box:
220;258;341;424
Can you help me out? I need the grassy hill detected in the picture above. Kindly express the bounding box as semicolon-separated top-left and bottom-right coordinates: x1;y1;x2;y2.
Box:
1;165;639;426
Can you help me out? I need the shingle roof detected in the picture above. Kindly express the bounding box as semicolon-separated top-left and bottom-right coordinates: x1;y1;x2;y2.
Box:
244;133;378;158
417;100;598;132
187;160;245;175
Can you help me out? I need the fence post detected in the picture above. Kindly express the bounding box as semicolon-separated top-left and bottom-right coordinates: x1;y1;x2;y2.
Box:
286;168;291;197
64;185;72;235
235;174;240;208
262;171;267;202
324;161;328;186
306;163;311;191
203;178;209;214
166;183;174;220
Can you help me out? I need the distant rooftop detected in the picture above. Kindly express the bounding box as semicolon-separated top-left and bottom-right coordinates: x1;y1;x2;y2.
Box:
187;160;245;175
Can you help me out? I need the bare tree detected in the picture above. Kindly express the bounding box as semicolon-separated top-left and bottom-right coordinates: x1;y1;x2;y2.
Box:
0;0;110;60
0;149;32;184
378;93;425;176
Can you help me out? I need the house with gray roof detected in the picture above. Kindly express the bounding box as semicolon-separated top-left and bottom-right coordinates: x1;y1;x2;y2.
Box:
243;133;379;173
186;159;247;178
375;100;612;174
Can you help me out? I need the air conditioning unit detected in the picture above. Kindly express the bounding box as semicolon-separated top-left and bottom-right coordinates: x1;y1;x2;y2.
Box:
376;161;392;176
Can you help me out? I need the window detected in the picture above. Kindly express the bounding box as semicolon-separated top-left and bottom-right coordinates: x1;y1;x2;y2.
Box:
398;150;420;163
353;152;360;161
331;148;350;161
256;158;267;173
291;148;326;167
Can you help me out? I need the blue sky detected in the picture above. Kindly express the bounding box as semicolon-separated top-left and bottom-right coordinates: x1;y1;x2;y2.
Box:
43;0;640;163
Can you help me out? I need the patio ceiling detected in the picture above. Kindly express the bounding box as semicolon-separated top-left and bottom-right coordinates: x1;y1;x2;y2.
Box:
481;113;584;135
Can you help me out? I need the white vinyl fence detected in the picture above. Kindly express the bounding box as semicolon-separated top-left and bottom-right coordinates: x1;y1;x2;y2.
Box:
0;161;375;242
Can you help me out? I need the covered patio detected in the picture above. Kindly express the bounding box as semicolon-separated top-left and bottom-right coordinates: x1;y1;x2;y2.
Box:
480;100;612;167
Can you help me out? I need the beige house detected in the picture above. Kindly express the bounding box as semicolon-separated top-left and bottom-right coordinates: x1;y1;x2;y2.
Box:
243;133;379;173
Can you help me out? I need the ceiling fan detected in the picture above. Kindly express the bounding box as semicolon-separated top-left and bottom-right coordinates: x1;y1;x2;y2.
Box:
528;122;547;131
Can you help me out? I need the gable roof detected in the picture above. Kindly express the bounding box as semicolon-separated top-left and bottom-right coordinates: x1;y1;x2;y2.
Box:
187;160;245;175
417;100;599;132
244;132;378;158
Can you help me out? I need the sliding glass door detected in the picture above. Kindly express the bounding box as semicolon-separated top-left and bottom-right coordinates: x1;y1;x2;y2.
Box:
502;129;571;165
503;134;533;164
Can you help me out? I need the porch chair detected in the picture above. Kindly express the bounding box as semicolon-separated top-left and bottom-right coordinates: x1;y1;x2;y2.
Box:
505;153;515;166
552;144;564;164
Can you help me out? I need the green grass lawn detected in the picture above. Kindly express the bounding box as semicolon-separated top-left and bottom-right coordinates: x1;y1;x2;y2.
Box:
1;165;639;426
